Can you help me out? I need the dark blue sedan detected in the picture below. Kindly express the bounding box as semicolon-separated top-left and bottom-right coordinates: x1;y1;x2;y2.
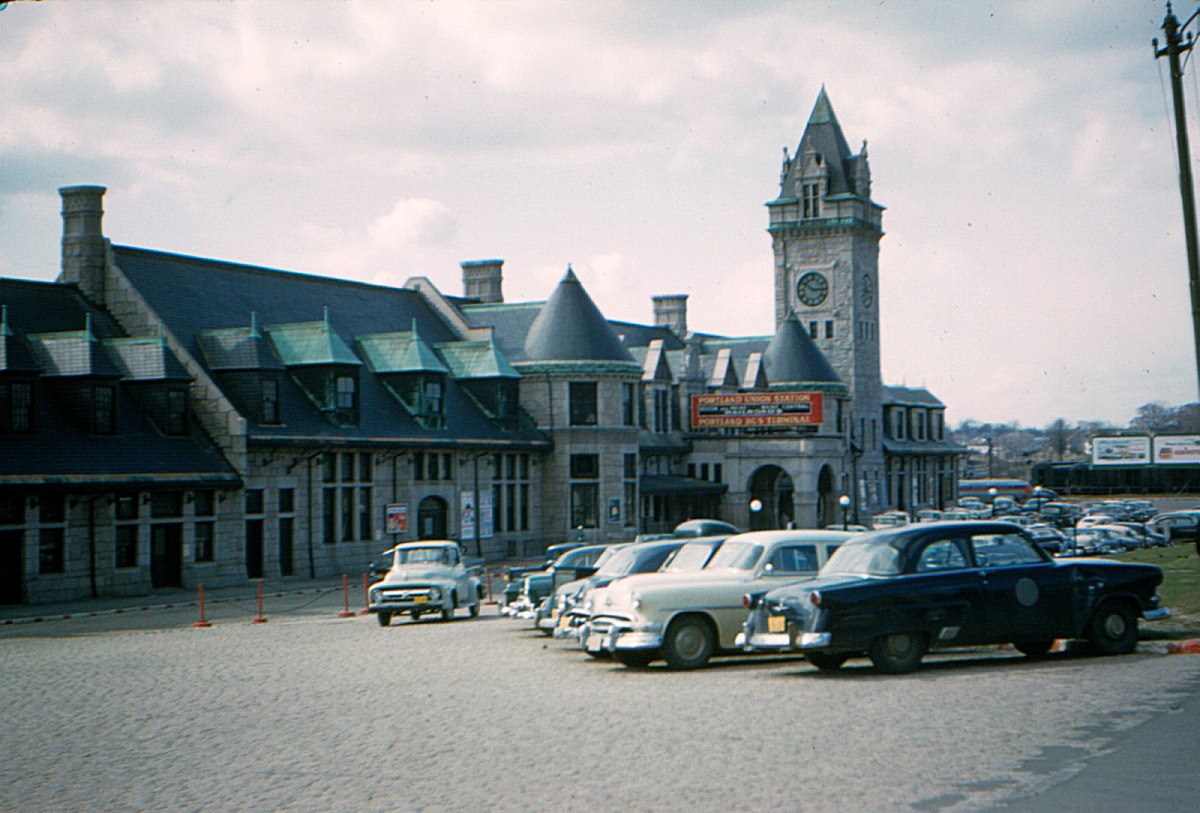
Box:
738;521;1169;674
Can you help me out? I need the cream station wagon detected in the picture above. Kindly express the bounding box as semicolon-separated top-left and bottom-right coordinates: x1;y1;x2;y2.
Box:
578;530;853;669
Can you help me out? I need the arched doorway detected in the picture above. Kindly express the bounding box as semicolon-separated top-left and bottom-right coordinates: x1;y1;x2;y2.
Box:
417;496;448;540
817;465;836;529
748;466;795;531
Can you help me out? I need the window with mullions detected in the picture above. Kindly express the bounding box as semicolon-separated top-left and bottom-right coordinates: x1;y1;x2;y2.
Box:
570;483;598;529
321;452;374;543
261;379;280;424
336;376;356;410
802;182;821;218
491;453;532;533
0;382;34;433
569;382;597;426
92;385;116;434
165;389;187;435
114;492;139;569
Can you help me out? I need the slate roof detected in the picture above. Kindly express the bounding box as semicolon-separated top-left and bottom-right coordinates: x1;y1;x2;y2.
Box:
112;246;547;448
0;278;239;488
761;313;842;386
883;385;945;408
773;86;867;204
522;268;635;364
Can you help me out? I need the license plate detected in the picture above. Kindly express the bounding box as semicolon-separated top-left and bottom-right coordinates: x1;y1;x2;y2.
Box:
414;596;428;604
586;636;604;652
557;614;570;629
768;615;786;633
550;608;558;620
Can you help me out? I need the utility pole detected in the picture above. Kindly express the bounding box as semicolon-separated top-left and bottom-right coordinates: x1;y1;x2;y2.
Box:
1155;2;1200;400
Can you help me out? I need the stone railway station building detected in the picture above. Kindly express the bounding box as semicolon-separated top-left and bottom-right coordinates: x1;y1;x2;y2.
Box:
0;90;962;605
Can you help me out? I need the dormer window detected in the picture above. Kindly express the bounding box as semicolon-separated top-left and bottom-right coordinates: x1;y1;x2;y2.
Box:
336;375;356;410
802;182;821;218
425;380;443;416
261;378;279;424
92;384;116;434
165;388;187;436
0;381;34;433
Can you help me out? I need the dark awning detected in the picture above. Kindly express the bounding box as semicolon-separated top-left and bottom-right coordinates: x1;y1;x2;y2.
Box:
639;475;728;496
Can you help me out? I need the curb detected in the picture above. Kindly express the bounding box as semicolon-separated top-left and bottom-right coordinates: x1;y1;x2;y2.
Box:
1;585;345;627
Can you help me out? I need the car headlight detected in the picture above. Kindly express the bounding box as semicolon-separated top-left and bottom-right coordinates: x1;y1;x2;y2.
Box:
630;590;641;610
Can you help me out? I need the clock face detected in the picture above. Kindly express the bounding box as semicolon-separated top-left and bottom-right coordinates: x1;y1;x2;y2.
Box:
796;272;829;307
861;275;874;308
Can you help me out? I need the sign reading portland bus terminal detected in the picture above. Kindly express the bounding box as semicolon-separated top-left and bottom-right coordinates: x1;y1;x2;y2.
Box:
691;392;824;428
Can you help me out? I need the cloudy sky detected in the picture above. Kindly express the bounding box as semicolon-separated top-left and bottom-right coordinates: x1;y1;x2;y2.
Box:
1;0;1194;428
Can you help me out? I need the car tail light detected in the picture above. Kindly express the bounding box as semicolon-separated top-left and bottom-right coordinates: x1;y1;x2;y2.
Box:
742;593;752;609
809;591;822;607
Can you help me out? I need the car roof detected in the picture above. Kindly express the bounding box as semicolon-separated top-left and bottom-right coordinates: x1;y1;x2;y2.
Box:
393;540;458;549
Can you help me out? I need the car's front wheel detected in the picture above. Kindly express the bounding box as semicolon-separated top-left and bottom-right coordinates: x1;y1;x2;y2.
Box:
377;612;392;627
868;631;927;674
441;594;455;622
1086;602;1138;655
805;651;848;671
468;601;480;618
662;615;715;670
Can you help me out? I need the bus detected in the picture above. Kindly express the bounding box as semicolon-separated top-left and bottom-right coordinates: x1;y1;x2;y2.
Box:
957;478;1032;502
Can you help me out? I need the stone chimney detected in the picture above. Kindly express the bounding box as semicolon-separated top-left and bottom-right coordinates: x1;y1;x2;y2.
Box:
652;294;688;337
461;259;504;304
60;185;108;303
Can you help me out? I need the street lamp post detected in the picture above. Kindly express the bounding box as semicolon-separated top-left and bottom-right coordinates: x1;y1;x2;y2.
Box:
839;494;851;531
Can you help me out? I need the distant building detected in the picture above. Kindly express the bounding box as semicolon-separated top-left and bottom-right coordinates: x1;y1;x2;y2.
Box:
0;89;961;605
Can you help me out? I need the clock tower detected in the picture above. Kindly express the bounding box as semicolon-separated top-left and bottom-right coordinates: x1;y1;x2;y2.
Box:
768;87;886;507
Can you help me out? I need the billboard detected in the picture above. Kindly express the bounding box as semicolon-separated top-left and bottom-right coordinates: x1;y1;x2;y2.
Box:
691;392;824;428
1154;434;1200;465
1091;436;1151;466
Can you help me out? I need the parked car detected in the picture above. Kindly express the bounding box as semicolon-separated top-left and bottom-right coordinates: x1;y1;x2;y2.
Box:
536;538;689;635
549;535;730;641
500;544;611;618
737;521;1168;673
1147;511;1200;547
1026;523;1067;554
579;530;853;669
368;545;399;582
367;541;484;626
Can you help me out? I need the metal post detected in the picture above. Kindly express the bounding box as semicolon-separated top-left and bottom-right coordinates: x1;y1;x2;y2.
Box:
1155;3;1200;399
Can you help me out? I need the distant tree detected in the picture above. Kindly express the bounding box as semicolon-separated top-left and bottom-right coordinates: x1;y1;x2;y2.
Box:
1131;402;1176;432
1046;418;1070;458
1176;403;1200;433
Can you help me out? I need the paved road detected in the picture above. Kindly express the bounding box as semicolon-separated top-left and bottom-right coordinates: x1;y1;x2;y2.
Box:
2;597;1198;812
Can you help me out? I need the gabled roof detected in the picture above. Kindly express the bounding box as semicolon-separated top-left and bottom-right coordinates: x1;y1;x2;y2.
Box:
265;310;362;367
28;315;123;378
436;339;520;380
523;267;635;363
105;332;193;381
761;312;841;386
884;385;945;408
357;328;449;375
197;314;285;371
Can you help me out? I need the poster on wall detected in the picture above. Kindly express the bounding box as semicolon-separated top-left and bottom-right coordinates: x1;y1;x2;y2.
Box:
385;503;408;535
460;490;475;539
607;497;621;524
1091;436;1152;466
1154;434;1200;465
480;490;494;539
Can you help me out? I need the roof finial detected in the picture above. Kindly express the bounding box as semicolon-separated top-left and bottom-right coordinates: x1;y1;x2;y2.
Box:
0;304;10;337
323;305;330;325
250;311;260;337
411;317;420;340
84;312;94;340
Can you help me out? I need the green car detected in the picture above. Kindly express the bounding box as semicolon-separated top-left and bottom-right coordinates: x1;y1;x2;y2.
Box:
500;545;610;618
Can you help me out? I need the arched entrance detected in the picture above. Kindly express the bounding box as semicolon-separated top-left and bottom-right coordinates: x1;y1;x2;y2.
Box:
417;496;448;540
748;466;795;531
817;465;836;529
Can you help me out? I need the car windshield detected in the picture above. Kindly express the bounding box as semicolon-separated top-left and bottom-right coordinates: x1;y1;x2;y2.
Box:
703;540;763;570
662;542;718;572
822;539;902;576
395;546;453;566
595;547;639;577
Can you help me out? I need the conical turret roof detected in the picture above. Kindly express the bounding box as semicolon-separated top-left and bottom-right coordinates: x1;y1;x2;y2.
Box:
793;86;856;197
762;312;840;385
524;267;633;362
